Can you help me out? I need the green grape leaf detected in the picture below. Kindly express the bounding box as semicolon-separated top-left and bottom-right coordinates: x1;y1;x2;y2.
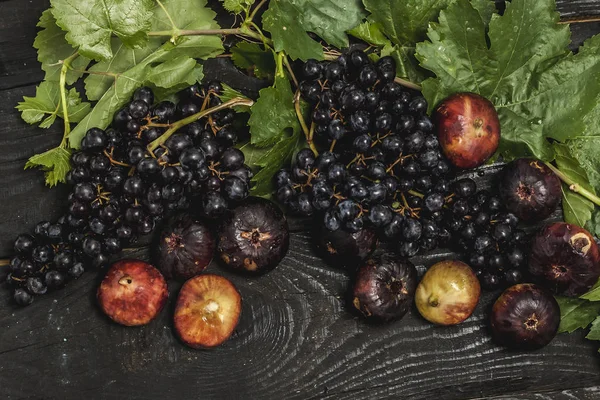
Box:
263;0;365;61
239;142;268;167
231;42;276;80
249;129;304;196
83;41;156;102
248;75;297;147
16;81;91;128
563;134;600;235
581;279;600;302
567;136;600;193
381;43;426;83
218;84;253;113
362;0;496;83
347;21;390;47
586;316;600;341
69;0;223;148
586;210;600;239
556;297;600;334
50;0;155;61
496;109;554;162
34;10;91;84
246;74;310;195
221;0;255;14
262;0;323;61
416;0;600;161
470;0;497;26
292;0;365;49
581;101;600;137
363;0;454;46
554;143;596;228
24;147;72;187
145;56;204;91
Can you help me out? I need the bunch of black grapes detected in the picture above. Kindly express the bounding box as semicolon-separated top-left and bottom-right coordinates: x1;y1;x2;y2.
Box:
8;82;251;306
274;49;529;289
275;50;455;257
442;180;531;290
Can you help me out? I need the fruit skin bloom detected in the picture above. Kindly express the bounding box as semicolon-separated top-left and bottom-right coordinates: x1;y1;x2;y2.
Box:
490;283;560;350
217;198;289;275
352;254;417;322
498;158;561;222
156;213;215;280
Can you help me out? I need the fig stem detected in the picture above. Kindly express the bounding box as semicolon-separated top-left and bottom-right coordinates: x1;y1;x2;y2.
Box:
428;296;439;308
544;162;600;207
118;275;133;285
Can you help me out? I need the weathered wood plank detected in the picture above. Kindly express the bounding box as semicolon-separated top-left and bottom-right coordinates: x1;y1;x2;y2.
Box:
0;86;69;256
2;0;600;399
488;386;600;400
0;0;50;90
1;233;600;400
557;0;600;17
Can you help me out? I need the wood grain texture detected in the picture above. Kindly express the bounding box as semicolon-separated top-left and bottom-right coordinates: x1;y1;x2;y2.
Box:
489;386;600;400
1;233;600;400
0;0;50;90
0;86;70;256
556;1;600;17
1;0;600;399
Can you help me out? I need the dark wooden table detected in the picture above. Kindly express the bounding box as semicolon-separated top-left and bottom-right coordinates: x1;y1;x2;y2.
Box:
2;1;600;399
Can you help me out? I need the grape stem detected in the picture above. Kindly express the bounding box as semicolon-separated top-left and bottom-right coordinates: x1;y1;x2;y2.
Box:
329;139;337;153
283;55;299;88
408;190;424;199
394;77;421;91
247;0;268;23
147;97;255;152
148;28;241;36
147;26;266;44
544;162;600;206
323;52;341;61
59;52;79;146
293;91;318;156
